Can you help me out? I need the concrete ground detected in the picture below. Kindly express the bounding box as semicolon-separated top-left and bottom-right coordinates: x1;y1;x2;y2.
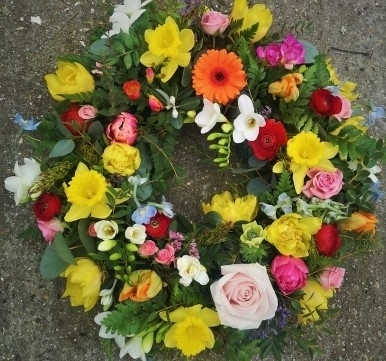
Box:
0;0;384;360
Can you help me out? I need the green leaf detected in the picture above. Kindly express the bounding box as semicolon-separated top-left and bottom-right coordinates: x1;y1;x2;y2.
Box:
299;39;319;63
49;139;75;158
247;177;269;196
53;233;77;264
87;121;105;141
123;53;133;69
204;211;223;226
39;244;69;280
78;219;97;254
89;38;111;56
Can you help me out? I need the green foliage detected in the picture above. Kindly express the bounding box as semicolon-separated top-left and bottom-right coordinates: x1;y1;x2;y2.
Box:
240;242;270;263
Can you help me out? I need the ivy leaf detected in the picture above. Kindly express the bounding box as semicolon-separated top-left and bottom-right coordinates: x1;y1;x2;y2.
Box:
49;139;75;158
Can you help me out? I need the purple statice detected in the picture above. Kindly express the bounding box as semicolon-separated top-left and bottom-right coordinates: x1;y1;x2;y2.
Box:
131;205;157;224
13;113;41;131
179;0;202;16
188;240;200;259
368;181;384;202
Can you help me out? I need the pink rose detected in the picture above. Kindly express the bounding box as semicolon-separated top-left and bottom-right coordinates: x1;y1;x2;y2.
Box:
210;263;278;330
201;10;230;35
319;265;345;290
138;240;159;257
303;167;344;199
256;43;282;67
37;218;64;244
154;244;175;265
106;112;138;145
271;255;309;295
78;105;98;120
148;95;164;112
333;95;352;121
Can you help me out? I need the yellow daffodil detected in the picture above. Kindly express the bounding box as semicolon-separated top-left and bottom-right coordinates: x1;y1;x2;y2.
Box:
140;17;194;82
326;59;358;101
265;213;322;258
159;305;220;357
230;0;272;43
286;131;338;193
61;258;102;312
298;279;333;325
202;191;258;224
63;162;111;222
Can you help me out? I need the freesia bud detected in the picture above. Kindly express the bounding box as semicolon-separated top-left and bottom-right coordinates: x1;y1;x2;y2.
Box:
98;239;117;251
142;331;154;353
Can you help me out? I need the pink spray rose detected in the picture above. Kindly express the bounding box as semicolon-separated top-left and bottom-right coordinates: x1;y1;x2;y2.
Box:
138;240;159;257
303;167;344;199
201;10;230;35
37;218;64;244
319;265;345;290
78;105;98;120
333;95;352;121
154;244;175;265
106;112;138;145
148;95;164;112
210;263;278;330
271;255;309;295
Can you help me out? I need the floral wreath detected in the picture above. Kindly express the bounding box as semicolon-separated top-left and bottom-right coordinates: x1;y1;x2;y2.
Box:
4;0;385;360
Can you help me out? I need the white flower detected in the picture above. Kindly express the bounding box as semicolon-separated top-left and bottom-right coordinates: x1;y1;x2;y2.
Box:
260;203;278;220
119;335;147;361
195;98;228;134
94;312;126;347
177;255;209;287
232;94;266;143
125;224;147;244
277;192;293;214
94;220;119;240
159;195;174;218
4;158;42;205
100;280;117;311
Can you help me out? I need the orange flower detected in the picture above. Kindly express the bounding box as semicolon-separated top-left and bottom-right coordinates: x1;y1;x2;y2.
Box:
192;49;247;105
268;73;303;102
338;211;378;235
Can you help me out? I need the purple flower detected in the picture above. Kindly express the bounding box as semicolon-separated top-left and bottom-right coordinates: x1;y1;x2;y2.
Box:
131;205;157;224
280;34;305;69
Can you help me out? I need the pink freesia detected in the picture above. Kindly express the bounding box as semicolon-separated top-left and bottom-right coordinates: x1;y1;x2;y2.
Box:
78;105;98;120
201;10;230;35
271;255;309;295
280;34;305;70
154;244;175;265
319;265;345;290
106;112;138;145
256;43;282;66
333;96;352;121
37;218;64;244
210;263;278;330
138;240;159;257
303;167;344;199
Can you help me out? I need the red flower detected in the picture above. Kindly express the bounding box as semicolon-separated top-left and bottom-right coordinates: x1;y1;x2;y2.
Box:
60;103;92;135
310;88;342;116
248;119;288;161
33;193;62;221
314;224;342;256
123;80;141;101
145;212;172;239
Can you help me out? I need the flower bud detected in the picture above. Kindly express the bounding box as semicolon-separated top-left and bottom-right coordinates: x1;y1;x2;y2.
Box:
109;252;123;260
187;110;196;118
126;243;139;252
142;331;154;353
98;239;117;251
221;123;233;133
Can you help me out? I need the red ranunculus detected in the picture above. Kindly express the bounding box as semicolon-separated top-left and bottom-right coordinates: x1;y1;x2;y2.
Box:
123;80;141;100
145;212;172;239
60;103;92;135
248;119;288;161
314;224;342;256
310;88;342;116
33;193;62;221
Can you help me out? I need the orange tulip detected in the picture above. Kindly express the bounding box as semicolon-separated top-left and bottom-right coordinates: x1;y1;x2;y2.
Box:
338;211;378;235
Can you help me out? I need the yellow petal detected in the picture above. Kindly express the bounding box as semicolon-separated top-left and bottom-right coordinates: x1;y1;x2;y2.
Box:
178;29;195;53
160;60;179;82
292;165;308;194
273;161;284;173
90;201;112;219
140;50;165;67
64;204;91;222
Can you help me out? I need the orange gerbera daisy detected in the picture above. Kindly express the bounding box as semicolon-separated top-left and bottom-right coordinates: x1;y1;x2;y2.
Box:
192;49;247;105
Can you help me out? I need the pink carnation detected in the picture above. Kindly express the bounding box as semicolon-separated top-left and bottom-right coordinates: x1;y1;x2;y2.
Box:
319;265;345;290
154;244;175;265
37;218;64;244
303;168;344;199
138;240;159;257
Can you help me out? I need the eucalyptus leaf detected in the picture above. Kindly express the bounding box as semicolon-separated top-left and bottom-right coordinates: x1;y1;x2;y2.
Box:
204;211;223;226
49;139;75;158
78;219;97;254
247;177;269;196
299;39;319;64
90;38;111;56
53;233;77;264
39;244;70;280
87;120;105;141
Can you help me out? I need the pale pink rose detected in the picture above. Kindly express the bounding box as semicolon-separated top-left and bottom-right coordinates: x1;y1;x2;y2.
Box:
210;263;278;330
333;96;352;121
138;240;159;257
78;105;98;120
37;218;64;244
303;167;344;199
106;112;138;145
154;244;175;265
271;255;309;295
319;265;345;290
201;10;230;35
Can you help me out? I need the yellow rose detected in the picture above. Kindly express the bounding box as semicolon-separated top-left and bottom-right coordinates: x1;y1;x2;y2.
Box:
118;270;162;302
44;61;95;101
202;191;258;224
61;258;102;312
265;213;322;257
102;143;141;176
298;279;334;325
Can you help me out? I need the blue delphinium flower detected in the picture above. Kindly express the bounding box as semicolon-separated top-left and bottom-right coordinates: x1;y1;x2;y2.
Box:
366;105;385;126
368;181;384;202
13;113;41;131
131;205;157;224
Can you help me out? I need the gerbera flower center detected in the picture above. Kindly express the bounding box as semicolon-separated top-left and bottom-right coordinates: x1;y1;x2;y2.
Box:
210;68;229;86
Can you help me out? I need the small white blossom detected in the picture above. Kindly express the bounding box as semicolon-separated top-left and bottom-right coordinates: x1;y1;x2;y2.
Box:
195;98;228;134
94;220;119;240
125;224;147;244
177;255;209;287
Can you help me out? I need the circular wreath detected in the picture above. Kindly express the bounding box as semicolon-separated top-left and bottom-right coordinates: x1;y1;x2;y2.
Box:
4;0;385;360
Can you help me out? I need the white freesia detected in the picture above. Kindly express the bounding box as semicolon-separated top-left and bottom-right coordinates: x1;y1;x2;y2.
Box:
232;94;266;143
94;220;119;240
94;312;126;348
119;335;147;361
195;98;228;134
125;224;147;244
100;280;117;311
348;160;381;183
4;158;42;205
177;255;209;287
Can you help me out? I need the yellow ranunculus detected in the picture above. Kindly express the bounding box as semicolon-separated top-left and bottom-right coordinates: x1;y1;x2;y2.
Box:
202;191;258;224
102;143;140;176
159;305;220;357
265;213;322;258
118;270;162;302
44;61;95;101
268;73;304;102
230;0;272;43
298;279;334;325
61;258;102;312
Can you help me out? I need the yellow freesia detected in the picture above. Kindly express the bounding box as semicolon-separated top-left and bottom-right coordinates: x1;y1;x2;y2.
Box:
298;279;334;325
202;191;258;224
44;61;95;101
140;17;194;82
230;0;272;43
61;258;102;312
287;131;338;193
265;213;322;258
159;305;220;357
